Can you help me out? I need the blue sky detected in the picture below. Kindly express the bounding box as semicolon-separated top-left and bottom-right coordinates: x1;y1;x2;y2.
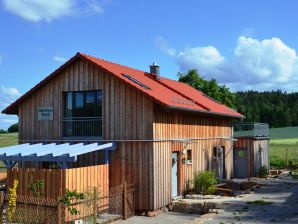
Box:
1;0;298;129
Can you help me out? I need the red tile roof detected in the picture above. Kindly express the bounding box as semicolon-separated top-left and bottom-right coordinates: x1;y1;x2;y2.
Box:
2;52;244;118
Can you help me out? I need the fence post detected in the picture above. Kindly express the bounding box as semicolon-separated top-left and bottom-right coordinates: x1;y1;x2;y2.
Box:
0;191;3;208
57;203;63;224
123;181;127;220
0;191;3;223
286;147;288;167
93;187;97;224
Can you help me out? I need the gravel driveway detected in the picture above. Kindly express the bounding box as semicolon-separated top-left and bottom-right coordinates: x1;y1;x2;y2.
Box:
191;178;298;224
116;178;298;224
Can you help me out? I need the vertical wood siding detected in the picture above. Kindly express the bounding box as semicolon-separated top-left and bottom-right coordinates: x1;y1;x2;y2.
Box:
7;168;65;199
16;58;237;212
234;138;269;177
7;164;109;200
152;105;234;209
17;59;154;211
65;164;109;196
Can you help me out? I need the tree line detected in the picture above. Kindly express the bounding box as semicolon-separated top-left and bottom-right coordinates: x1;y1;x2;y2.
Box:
178;69;298;128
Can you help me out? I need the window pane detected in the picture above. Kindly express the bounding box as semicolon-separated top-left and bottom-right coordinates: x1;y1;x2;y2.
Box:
95;91;102;117
74;92;84;117
65;92;73;117
85;91;95;117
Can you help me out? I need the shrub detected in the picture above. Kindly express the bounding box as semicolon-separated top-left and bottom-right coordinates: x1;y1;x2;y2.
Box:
270;156;286;169
8;123;18;133
194;170;217;195
258;166;268;178
292;169;298;179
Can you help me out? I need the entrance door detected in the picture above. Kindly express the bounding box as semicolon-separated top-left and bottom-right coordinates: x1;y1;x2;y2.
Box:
171;153;178;197
234;148;248;178
217;146;225;179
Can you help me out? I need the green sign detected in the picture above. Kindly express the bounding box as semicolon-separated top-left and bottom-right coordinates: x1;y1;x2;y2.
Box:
38;107;53;121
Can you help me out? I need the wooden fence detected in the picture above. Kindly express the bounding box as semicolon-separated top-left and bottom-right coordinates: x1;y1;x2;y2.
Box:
0;182;134;223
7;164;109;199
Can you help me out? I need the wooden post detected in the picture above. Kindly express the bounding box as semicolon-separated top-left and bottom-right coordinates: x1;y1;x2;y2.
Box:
0;191;3;208
0;191;3;223
57;203;63;224
123;181;127;220
93;187;97;224
286;147;288;167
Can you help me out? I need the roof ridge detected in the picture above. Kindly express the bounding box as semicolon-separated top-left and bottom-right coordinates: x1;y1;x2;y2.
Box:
79;52;148;76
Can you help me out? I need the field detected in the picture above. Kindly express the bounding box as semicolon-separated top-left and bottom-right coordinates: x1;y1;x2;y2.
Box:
0;132;18;148
269;126;298;169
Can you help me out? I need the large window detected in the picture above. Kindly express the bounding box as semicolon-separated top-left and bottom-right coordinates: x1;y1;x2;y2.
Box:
63;91;102;138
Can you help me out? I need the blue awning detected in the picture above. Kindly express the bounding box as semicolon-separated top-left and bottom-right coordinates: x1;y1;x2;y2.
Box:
0;142;116;168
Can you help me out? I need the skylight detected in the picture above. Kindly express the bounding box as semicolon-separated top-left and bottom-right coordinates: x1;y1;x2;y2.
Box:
122;74;151;90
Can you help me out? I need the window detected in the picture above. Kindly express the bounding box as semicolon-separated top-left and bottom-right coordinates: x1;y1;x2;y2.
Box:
186;149;192;164
63;91;102;138
122;74;151;90
213;147;217;160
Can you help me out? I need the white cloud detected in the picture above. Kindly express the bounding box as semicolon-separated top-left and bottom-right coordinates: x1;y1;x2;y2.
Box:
0;86;21;129
158;36;298;92
176;46;225;80
0;86;21;104
53;56;67;63
2;0;107;22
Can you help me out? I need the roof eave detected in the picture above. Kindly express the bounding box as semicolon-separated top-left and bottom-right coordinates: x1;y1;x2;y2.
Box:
168;105;245;119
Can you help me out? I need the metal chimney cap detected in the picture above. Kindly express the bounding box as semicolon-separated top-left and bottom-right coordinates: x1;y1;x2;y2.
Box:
151;62;159;67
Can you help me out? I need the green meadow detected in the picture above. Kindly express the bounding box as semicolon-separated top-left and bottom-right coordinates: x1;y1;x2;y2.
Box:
0;132;18;148
269;127;298;169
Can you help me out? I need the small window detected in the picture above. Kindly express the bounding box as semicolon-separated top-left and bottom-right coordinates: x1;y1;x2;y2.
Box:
213;147;217;160
187;149;192;164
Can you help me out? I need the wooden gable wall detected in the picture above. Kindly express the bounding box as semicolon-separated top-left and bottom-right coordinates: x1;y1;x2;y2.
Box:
17;58;155;211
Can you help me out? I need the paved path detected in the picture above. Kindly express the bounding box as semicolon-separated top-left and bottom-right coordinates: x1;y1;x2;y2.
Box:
116;178;298;224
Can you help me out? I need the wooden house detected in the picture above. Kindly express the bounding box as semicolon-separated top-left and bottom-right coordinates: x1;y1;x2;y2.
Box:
1;52;244;213
233;123;270;178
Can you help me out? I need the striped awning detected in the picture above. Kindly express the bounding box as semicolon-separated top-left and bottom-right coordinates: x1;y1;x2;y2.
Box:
0;142;116;168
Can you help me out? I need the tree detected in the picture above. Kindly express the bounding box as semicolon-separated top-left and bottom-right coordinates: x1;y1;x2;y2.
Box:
178;69;236;108
0;129;7;134
8;123;18;133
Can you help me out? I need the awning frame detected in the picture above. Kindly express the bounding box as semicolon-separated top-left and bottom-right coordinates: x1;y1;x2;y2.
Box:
0;142;117;169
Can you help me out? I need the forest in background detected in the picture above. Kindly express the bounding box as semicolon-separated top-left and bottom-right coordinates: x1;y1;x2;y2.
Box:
178;69;298;128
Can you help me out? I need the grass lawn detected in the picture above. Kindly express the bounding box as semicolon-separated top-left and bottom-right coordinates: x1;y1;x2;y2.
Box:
269;126;298;169
0;132;18;148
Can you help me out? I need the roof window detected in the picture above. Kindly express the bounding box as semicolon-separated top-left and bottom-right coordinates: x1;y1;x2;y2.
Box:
122;74;151;90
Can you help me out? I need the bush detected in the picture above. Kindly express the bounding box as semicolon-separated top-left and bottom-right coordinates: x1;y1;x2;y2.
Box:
270;156;286;169
292;169;298;179
258;166;268;178
8;123;18;133
194;170;217;195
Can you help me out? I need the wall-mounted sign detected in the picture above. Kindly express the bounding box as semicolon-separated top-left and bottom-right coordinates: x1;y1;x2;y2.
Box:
38;107;53;121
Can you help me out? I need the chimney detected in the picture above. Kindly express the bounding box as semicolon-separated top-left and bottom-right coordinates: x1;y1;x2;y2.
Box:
149;62;160;79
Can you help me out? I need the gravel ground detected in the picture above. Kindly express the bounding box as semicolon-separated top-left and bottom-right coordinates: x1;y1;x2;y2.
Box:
191;178;298;224
116;212;200;224
116;178;298;224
